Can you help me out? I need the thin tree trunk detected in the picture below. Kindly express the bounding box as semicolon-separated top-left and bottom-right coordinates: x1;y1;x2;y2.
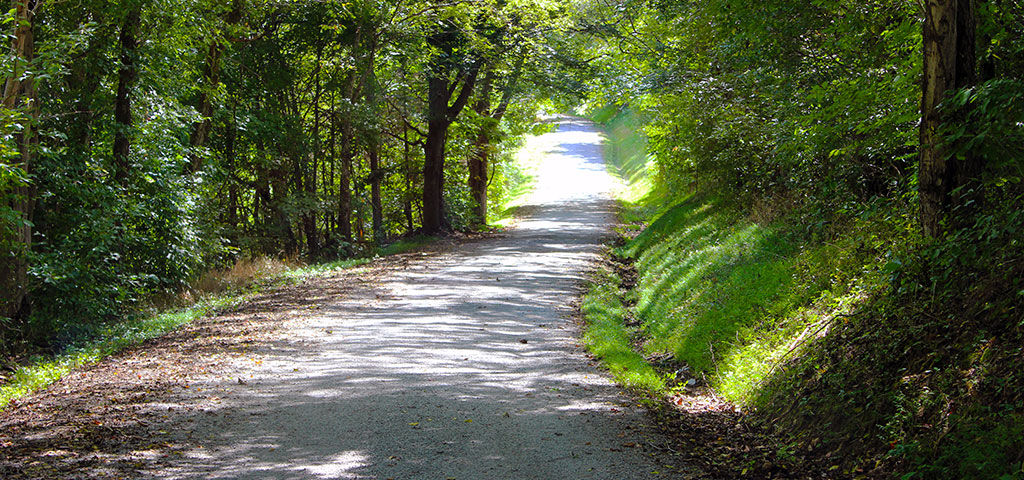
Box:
369;138;383;244
362;34;384;244
113;6;141;184
188;0;244;175
225;114;238;230
403;117;414;233
0;0;40;321
468;54;523;227
188;40;221;169
304;46;323;258
469;70;494;227
329;88;337;235
338;73;355;242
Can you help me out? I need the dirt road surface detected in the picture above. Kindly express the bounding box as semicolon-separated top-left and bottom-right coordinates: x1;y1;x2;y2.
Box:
1;117;688;479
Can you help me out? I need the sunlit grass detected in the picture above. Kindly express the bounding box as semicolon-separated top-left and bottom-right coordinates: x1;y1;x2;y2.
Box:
581;265;666;395
488;125;552;228
584;106;889;406
619;197;885;404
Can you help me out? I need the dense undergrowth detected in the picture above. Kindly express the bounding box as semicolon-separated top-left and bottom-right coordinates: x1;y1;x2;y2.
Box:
583;107;1024;478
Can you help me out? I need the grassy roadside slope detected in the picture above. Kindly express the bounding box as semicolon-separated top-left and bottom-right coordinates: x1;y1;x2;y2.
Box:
582;106;1024;478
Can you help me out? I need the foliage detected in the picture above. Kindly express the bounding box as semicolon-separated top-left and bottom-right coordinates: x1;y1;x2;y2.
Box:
1;0;572;354
580;0;1024;475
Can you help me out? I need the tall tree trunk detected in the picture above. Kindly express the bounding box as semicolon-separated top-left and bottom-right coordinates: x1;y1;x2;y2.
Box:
421;78;448;233
329;88;337;236
336;25;361;244
920;0;978;237
113;6;142;184
422;67;480;233
338;82;354;242
403;118;414;233
303;46;323;258
271;155;295;255
225;110;239;231
1;0;40;322
188;40;220;169
362;35;384;245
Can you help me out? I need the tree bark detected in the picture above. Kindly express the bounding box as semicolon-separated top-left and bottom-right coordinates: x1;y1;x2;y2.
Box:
469;73;493;226
403;116;414;233
422;66;480;233
1;0;40;321
920;0;977;237
469;54;523;227
363;35;384;245
303;45;323;258
113;6;142;184
369;137;383;244
338;70;355;243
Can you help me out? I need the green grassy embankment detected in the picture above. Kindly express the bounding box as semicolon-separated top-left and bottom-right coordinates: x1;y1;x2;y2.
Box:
582;106;1024;478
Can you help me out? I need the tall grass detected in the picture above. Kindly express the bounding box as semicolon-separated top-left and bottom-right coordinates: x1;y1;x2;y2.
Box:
619;199;883;404
584;106;886;406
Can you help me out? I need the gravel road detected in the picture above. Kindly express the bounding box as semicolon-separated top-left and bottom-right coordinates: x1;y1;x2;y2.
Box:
156;117;683;479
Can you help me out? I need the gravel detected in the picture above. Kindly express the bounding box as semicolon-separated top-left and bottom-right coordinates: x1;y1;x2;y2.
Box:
150;117;687;479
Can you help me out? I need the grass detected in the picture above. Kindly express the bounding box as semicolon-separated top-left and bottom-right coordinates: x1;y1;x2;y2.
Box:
580;263;666;395
583;105;885;407
587;105;1024;477
0;235;434;411
618;198;881;404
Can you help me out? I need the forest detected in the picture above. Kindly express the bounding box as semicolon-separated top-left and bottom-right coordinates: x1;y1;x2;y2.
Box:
0;0;586;347
2;0;1023;477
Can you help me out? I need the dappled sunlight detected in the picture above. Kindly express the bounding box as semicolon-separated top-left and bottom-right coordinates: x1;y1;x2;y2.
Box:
296;451;371;479
141;117;671;479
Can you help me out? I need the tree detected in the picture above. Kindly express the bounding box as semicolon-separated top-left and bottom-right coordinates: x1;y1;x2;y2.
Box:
112;5;142;184
1;0;41;322
469;50;524;226
920;0;978;237
421;18;481;233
